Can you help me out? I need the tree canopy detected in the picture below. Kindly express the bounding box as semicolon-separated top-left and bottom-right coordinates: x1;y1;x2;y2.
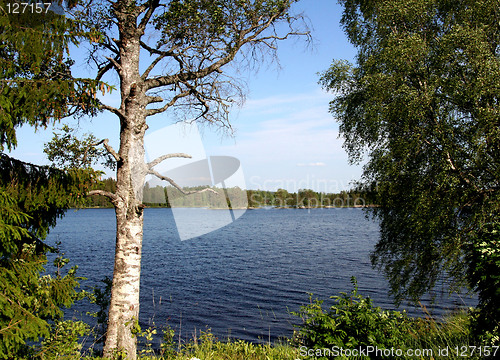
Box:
320;0;500;332
0;0;106;151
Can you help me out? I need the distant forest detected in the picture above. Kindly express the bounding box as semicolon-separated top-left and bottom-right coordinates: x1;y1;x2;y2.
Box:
79;178;376;209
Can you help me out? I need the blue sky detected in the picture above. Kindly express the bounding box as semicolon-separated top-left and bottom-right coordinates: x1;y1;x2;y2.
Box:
8;0;362;192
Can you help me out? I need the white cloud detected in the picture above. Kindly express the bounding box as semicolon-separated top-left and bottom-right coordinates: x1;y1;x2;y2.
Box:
297;162;326;167
200;89;363;192
213;92;343;164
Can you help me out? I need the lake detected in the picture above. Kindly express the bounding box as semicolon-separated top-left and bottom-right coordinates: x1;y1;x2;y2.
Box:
46;207;474;344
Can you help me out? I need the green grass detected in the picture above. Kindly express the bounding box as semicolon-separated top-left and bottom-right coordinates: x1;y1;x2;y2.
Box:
83;333;300;360
36;278;496;360
77;310;483;360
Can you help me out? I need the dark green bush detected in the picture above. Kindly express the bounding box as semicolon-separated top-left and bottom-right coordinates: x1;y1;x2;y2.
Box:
466;221;500;343
293;277;411;358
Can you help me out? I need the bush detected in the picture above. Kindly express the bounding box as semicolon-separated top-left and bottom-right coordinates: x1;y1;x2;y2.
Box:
293;277;481;359
466;221;500;342
36;320;90;360
292;277;410;358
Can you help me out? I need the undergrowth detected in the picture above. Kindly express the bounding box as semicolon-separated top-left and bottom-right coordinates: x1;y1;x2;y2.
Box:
26;277;496;359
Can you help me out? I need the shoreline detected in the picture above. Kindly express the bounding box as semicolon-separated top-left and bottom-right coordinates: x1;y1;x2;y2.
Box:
69;204;378;210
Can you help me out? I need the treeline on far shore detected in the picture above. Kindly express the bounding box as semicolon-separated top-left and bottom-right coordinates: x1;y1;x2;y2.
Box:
79;178;376;209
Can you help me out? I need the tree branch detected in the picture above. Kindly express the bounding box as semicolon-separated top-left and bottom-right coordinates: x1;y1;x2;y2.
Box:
80;138;120;167
141;53;167;80
96;57;120;81
140;40;174;56
145;90;191;116
146;95;163;104
87;190;119;202
100;103;123;118
138;0;160;33
145;56;234;90
105;56;122;73
148;169;218;195
147;153;191;169
101;139;120;161
100;36;120;55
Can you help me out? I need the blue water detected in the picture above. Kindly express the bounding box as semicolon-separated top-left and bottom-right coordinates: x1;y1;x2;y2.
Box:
46;207;474;344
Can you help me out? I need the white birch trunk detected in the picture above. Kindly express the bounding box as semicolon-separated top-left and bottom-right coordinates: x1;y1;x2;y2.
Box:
103;6;148;357
103;131;147;359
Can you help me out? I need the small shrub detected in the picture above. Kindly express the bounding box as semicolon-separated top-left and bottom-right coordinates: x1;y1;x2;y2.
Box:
292;277;484;359
159;324;176;358
292;277;411;357
466;221;500;341
36;320;89;360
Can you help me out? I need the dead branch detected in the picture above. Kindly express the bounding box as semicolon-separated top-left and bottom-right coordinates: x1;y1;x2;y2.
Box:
100;103;123;118
145;90;191;116
101;139;120;161
148;169;218;195
147;153;191;169
87;189;120;202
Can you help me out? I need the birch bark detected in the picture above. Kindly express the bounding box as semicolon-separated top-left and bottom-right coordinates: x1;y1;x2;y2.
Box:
102;4;149;356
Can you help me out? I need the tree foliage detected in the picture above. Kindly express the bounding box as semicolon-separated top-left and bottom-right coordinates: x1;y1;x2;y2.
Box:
0;155;98;358
71;0;309;128
0;0;108;151
320;0;500;333
293;278;475;360
0;1;107;357
44;124;116;170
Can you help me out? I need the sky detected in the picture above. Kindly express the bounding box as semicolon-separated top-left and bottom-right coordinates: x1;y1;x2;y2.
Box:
8;0;362;193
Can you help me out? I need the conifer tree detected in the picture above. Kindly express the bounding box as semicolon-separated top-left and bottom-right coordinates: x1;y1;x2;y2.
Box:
0;1;107;357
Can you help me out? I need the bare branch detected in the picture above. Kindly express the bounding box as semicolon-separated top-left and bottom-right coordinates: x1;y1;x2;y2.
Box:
144;19;308;92
105;56;122;72
101;38;120;55
146;90;191;116
87;190;119;202
144;50;239;90
100;103;123;118
148;169;218;195
140;40;174;56
138;0;160;33
142;53;167;80
96;56;120;81
80;138;119;166
101;139;120;161
147;153;191;169
147;95;164;104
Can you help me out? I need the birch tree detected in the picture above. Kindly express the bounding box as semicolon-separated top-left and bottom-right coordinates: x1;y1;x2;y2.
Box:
321;0;500;336
62;1;309;357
